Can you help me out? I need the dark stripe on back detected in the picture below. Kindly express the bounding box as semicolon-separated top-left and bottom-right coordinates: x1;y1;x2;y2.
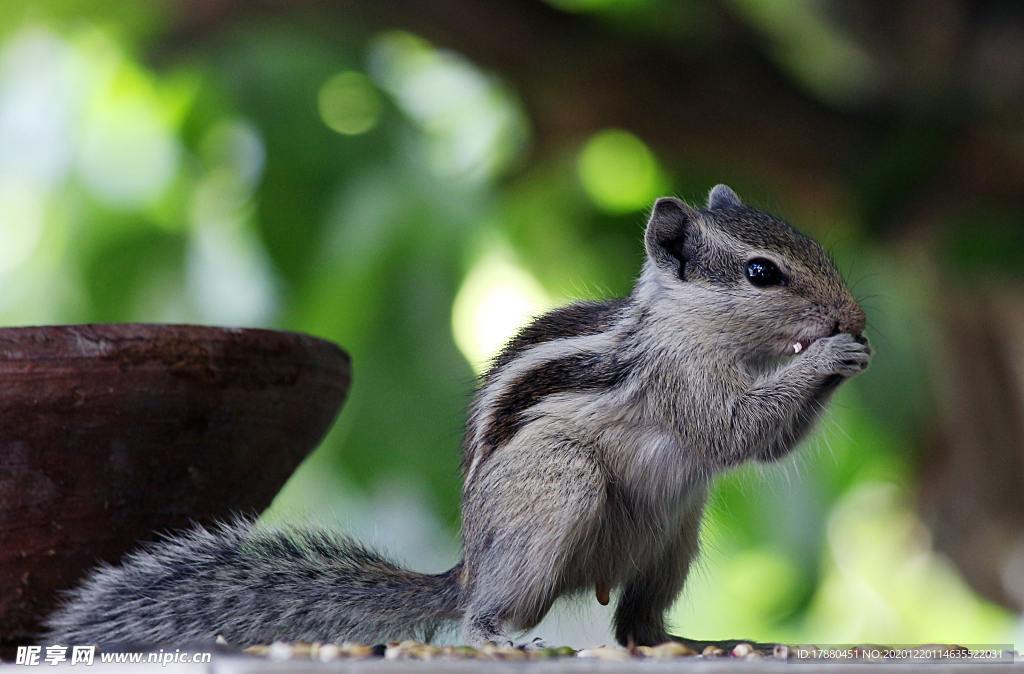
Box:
461;298;630;476
488;299;628;374
476;350;632;470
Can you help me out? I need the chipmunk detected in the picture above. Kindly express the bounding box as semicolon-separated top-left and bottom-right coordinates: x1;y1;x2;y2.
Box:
46;185;871;648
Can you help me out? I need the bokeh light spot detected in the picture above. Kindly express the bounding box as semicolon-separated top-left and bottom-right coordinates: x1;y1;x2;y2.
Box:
0;179;46;273
318;71;381;136
200;119;266;189
0;29;80;190
577;129;665;213
368;31;527;181
76;56;181;208
452;249;554;373
721;548;802;621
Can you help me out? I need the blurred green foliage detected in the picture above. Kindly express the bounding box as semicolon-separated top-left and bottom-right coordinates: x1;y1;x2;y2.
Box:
0;0;1016;645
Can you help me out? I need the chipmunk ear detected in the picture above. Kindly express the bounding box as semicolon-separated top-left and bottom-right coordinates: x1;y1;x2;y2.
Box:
644;197;698;279
707;183;742;210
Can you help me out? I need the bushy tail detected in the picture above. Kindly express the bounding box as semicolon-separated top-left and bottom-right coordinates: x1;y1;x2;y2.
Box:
45;519;463;647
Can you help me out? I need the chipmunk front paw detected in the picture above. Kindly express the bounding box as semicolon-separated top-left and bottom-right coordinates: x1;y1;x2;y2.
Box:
805;333;872;378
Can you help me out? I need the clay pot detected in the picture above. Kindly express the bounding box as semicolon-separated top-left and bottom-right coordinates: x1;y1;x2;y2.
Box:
0;324;351;644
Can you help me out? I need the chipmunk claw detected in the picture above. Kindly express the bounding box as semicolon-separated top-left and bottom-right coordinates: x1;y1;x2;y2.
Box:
507;637;547;651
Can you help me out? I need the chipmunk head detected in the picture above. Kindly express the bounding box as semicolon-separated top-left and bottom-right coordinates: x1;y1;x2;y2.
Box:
642;184;865;359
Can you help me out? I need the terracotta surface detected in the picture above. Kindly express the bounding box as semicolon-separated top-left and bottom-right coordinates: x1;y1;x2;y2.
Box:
0;324;351;643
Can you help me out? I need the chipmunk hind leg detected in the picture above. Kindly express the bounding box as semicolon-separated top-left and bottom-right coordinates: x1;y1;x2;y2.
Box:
459;549;565;645
613;493;705;647
459;431;607;644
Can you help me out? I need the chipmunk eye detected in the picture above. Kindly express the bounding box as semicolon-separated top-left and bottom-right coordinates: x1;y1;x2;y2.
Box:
745;258;785;287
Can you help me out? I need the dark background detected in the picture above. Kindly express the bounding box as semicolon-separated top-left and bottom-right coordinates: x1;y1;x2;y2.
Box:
1;0;1021;645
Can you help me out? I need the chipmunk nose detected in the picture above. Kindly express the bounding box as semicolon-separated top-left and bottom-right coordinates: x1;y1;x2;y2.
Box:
835;302;866;336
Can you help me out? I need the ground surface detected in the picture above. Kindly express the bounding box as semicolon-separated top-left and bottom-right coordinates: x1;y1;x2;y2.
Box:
3;642;1020;672
4;658;1024;673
